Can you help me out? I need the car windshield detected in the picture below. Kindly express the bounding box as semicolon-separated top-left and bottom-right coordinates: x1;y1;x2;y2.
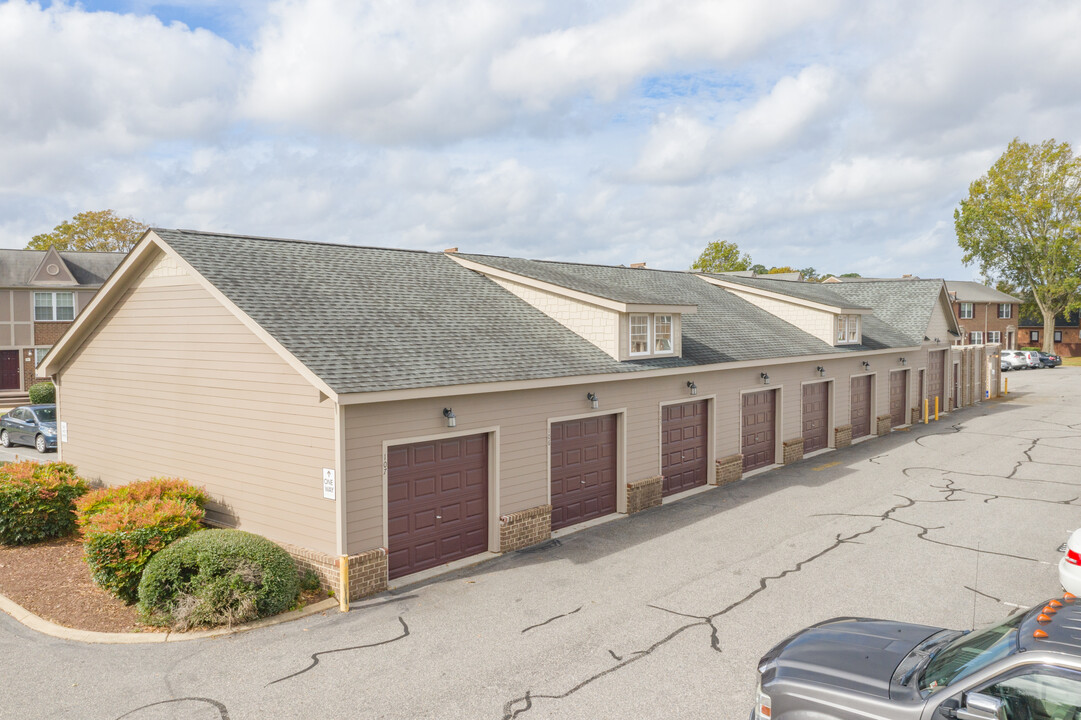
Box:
919;613;1023;695
34;407;56;422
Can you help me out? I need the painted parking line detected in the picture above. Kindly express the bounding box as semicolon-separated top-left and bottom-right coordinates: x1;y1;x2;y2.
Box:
812;461;841;471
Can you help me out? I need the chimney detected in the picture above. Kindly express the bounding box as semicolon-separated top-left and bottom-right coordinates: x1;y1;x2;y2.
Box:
443;247;459;253
630;262;647;269
901;274;912;278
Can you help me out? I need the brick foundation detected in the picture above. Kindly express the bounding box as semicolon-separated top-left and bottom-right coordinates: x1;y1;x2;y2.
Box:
911;407;922;425
876;414;892;436
280;542;388;601
782;437;804;464
834;424;852;449
626;475;662;514
500;504;552;551
715;454;743;486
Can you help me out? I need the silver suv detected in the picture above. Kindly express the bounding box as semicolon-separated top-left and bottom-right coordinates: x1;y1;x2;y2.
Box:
753;595;1081;719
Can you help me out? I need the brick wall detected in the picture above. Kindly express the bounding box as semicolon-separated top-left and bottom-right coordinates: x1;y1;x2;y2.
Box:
715;454;742;486
33;321;72;346
500;504;551;551
1021;326;1081;358
21;352;38;392
279;542;388;601
626;475;662;514
782;437;804;464
834;424;852;449
875;414;891;436
954;301;1017;348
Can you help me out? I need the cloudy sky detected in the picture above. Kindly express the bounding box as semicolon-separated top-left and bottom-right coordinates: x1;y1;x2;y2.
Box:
3;0;1080;279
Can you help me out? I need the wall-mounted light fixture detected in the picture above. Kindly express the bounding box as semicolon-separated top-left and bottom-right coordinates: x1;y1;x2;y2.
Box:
862;361;871;371
442;408;456;428
687;380;698;396
760;372;770;385
587;392;599;410
815;366;825;377
899;357;908;366
934;337;941;344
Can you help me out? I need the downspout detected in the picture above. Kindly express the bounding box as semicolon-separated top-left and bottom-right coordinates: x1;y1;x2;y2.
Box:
334;401;349;612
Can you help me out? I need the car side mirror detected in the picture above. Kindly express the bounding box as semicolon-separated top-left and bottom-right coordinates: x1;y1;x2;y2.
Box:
954;692;1006;720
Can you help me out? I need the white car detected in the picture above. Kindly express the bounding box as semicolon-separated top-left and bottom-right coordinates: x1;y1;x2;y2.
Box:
1000;350;1029;370
1021;350;1043;368
1060;528;1081;595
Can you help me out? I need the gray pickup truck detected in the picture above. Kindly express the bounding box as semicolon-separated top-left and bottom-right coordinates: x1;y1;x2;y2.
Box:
753;594;1081;720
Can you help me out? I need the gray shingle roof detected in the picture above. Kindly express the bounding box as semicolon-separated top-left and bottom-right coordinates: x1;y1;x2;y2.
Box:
703;274;871;310
154;230;920;395
0;249;124;287
825;279;948;346
945;280;1021;304
455;253;697;306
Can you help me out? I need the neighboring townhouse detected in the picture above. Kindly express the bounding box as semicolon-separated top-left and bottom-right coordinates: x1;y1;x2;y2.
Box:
1019;312;1081;357
0;246;124;397
945;280;1020;349
40;230;999;600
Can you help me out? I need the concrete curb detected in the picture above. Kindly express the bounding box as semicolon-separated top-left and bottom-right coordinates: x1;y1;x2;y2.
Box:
0;592;340;644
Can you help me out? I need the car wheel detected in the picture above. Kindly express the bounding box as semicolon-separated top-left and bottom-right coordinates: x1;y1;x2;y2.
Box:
35;434;47;453
0;430;9;448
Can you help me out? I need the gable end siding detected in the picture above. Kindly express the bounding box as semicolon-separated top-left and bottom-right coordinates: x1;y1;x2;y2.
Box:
58;249;337;554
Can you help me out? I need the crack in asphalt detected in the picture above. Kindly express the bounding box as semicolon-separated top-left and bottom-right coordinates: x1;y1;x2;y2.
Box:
266;616;410;686
930;478;1081;506
521;606;582;634
500;524;883;719
964;585;1001;603
115;697;230;720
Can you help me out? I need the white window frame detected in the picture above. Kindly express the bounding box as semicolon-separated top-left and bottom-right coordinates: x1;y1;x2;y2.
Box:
34;291;74;322
970;331;983;344
987;331;1001;344
34;347;51;368
997;303;1011;319
654;315;673;354
629;314;650;356
1031;330;1040;342
836;314;861;345
1054;330;1062;342
959;302;973;319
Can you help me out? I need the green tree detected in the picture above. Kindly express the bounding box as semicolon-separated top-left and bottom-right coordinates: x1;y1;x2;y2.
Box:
27;210;148;253
955;138;1081;353
798;267;820;282
749;264;768;275
690;240;752;273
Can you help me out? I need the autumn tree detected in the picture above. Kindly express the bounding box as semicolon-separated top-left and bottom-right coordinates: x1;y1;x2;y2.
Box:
27;210;148;253
955;138;1081;353
765;266;798;275
690;240;752;273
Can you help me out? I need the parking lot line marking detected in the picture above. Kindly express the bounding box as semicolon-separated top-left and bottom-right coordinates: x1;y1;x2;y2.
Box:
812;461;841;471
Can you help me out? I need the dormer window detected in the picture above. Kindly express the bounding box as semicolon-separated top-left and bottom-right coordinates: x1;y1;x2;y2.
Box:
655;315;673;354
630;314;650;355
836;314;861;345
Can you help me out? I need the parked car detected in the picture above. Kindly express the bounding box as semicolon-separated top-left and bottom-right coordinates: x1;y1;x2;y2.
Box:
1062;529;1081;596
0;404;57;453
752;596;1081;720
1037;351;1063;368
1000;350;1029;370
1021;349;1043;368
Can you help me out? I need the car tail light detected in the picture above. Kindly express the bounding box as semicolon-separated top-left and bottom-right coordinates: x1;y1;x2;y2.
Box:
1068;549;1081;566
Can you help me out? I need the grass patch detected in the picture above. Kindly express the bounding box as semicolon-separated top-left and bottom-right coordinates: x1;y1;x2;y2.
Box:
1062;357;1081;367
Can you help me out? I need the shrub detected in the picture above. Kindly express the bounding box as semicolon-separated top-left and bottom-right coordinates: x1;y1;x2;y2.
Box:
138;529;300;630
28;381;55;405
0;461;87;545
81;498;204;603
76;477;208;520
298;569;322;594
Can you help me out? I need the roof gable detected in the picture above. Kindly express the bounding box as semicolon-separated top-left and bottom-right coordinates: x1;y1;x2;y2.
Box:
29;246;78;285
826;279;959;344
698;274;872;313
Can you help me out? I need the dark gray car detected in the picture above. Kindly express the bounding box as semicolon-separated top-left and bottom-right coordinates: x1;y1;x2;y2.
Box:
753;595;1081;719
0;404;57;453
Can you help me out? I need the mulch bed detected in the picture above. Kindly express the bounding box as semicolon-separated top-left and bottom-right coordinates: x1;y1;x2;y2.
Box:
0;534;329;634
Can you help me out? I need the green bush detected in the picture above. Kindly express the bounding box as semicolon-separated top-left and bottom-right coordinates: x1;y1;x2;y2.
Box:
76;477;208;520
138;529;300;630
0;460;87;545
27;381;55;405
81;498;204;603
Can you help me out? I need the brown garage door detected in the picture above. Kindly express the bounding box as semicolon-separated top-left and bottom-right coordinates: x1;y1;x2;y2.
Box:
890;370;908;428
928;350;945;405
661;401;708;496
387;434;488;580
802;382;829;453
851;375;872;439
742;390;776;472
551;415;617;531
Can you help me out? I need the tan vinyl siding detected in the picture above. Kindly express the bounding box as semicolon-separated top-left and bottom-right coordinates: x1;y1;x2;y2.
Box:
343;353;906;554
722;289;837;345
58;250;337;555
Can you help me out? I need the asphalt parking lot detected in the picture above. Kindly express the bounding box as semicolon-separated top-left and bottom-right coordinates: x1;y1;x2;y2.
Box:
2;367;1079;720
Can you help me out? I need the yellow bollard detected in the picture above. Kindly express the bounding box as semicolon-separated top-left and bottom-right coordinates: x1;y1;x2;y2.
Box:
935;396;939;421
1005;377;1008;395
924;398;929;424
339;556;350;613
